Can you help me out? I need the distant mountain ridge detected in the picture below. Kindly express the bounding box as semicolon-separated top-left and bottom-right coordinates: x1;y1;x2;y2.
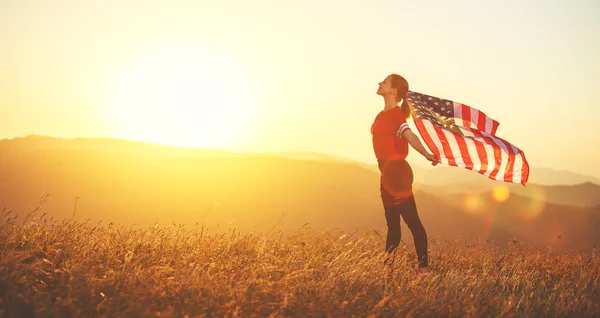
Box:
417;182;600;208
1;135;599;250
0;135;237;159
3;135;599;186
417;164;600;187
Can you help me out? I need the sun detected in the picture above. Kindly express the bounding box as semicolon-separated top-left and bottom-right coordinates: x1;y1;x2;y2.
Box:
104;47;261;149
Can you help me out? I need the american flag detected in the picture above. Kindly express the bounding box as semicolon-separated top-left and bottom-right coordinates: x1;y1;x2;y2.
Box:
406;90;530;185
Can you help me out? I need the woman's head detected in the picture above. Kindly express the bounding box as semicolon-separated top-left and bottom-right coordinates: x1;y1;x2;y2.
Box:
377;74;411;118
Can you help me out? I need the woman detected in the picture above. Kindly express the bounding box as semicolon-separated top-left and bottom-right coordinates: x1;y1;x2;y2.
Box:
372;73;438;274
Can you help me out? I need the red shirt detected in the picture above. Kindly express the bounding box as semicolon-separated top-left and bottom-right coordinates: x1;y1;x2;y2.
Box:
371;106;411;160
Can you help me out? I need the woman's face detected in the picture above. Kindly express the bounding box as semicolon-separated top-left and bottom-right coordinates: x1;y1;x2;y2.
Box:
377;76;395;98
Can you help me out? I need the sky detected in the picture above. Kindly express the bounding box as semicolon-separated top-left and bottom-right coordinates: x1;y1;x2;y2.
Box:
1;0;599;178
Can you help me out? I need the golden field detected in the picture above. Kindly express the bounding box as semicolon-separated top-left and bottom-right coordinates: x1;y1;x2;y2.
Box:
1;210;599;317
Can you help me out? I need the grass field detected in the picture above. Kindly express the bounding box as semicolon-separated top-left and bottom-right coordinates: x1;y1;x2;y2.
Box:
1;211;599;317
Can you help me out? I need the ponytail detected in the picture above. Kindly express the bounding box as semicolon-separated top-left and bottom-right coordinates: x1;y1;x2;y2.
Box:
389;73;411;119
401;98;411;119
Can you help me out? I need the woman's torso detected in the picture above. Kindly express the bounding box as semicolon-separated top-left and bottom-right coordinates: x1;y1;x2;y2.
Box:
371;106;409;161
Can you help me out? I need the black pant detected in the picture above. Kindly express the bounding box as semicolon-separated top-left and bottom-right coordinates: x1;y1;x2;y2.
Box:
384;196;428;268
378;160;428;268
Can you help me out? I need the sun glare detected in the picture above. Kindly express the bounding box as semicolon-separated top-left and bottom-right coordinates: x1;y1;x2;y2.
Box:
491;184;510;202
520;185;547;221
464;194;485;215
104;47;261;149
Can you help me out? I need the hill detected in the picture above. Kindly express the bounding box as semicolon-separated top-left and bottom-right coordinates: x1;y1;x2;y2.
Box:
436;192;600;250
418;182;600;208
1;135;599;251
417;164;600;186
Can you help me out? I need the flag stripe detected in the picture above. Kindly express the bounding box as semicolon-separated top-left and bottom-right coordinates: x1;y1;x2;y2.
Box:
471;108;481;131
519;149;530;185
482;131;529;185
453;127;475;170
477;110;487;135
432;124;457;166
467;128;504;180
474;137;494;176
469;129;529;184
498;138;516;182
509;143;526;185
444;128;469;169
491;120;500;135
454;102;463;120
485;117;495;135
470;131;489;175
463;104;473;128
462;129;484;173
414;120;444;163
457;103;500;135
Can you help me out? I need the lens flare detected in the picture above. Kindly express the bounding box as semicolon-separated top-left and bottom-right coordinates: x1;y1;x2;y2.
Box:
492;184;510;202
464;194;485;215
521;185;547;221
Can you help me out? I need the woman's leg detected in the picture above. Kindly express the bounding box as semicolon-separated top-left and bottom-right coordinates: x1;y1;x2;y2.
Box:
379;160;401;254
380;159;411;254
384;204;401;253
379;159;427;268
398;195;428;268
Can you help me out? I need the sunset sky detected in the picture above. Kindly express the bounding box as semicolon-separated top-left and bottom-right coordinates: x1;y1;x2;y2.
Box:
1;0;599;177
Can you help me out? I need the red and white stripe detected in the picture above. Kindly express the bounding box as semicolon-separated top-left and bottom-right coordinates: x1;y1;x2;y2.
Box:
397;123;411;136
453;102;499;135
414;102;529;185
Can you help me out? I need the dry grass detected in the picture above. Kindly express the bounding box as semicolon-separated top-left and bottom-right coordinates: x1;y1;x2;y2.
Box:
1;209;599;317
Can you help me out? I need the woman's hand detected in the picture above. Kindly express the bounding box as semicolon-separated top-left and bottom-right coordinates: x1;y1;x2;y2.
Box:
425;153;439;166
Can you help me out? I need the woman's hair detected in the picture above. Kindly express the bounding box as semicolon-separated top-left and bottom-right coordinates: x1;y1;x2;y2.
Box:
389;74;411;118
